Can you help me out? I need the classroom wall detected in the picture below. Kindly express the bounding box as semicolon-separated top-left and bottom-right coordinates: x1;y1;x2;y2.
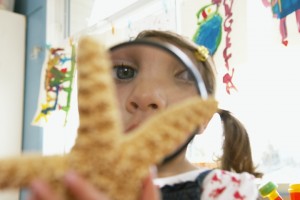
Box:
178;0;300;185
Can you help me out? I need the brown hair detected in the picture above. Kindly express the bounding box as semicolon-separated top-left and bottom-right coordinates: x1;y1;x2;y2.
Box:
135;30;262;178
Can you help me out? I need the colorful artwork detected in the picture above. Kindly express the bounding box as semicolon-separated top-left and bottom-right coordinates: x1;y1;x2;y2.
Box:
33;41;76;126
222;0;237;94
193;3;222;55
193;0;237;94
262;0;300;46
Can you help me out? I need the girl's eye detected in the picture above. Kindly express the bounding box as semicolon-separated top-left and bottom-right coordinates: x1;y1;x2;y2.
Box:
113;65;137;80
176;70;194;82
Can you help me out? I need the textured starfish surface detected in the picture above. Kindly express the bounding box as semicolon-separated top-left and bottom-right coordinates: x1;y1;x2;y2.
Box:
0;36;218;200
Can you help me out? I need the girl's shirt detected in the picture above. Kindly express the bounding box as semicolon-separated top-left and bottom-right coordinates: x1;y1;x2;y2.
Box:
154;168;258;200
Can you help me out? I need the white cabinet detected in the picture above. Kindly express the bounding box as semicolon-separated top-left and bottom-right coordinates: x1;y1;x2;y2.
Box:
0;9;26;200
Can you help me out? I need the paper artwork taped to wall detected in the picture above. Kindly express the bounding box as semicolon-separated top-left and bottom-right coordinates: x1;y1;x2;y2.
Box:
262;0;300;46
193;0;237;94
193;3;222;56
33;41;76;126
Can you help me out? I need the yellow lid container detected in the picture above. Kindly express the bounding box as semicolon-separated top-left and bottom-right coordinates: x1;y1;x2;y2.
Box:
289;184;300;193
289;184;300;200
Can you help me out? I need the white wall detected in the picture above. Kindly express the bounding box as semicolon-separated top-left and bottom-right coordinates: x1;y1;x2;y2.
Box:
178;0;300;183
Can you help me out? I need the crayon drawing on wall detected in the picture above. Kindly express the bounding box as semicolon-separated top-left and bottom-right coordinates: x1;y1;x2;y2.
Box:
261;0;300;46
192;0;238;95
33;41;76;127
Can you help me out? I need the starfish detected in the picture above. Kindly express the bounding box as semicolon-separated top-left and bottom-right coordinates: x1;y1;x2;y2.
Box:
0;36;218;200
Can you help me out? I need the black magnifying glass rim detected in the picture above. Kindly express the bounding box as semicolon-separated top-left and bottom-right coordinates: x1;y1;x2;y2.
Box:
109;39;207;164
109;39;208;98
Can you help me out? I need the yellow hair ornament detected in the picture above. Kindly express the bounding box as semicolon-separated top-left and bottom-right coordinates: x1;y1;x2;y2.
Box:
195;45;209;61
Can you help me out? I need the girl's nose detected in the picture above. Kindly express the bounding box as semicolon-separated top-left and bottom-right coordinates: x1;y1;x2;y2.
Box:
126;83;167;113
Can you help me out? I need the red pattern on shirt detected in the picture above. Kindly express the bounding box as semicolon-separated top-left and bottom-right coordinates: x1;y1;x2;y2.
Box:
209;186;226;198
234;191;246;200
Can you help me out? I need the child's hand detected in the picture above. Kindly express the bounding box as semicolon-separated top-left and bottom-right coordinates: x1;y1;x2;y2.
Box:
27;171;160;200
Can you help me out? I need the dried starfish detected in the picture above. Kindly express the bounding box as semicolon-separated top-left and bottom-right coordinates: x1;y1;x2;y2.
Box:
0;36;218;200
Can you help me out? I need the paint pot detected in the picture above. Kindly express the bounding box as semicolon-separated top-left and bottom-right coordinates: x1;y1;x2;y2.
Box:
289;184;300;200
259;181;283;200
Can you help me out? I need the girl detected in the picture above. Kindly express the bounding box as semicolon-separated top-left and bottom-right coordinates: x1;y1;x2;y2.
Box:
131;30;261;200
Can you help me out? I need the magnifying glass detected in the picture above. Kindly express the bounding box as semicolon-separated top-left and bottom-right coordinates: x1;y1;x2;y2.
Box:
109;39;208;164
110;39;208;98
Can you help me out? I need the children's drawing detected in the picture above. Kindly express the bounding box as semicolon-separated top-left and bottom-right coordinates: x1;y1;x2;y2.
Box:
33;41;76;126
222;0;237;94
193;0;237;94
262;0;300;46
193;3;222;55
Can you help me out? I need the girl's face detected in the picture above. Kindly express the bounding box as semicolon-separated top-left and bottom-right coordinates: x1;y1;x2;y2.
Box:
110;44;198;133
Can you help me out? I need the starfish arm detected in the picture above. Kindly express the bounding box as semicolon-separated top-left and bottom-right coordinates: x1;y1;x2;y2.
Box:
120;97;218;167
72;36;123;152
0;155;67;189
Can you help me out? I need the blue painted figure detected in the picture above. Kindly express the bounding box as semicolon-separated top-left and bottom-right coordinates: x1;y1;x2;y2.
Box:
193;3;222;55
262;0;300;46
